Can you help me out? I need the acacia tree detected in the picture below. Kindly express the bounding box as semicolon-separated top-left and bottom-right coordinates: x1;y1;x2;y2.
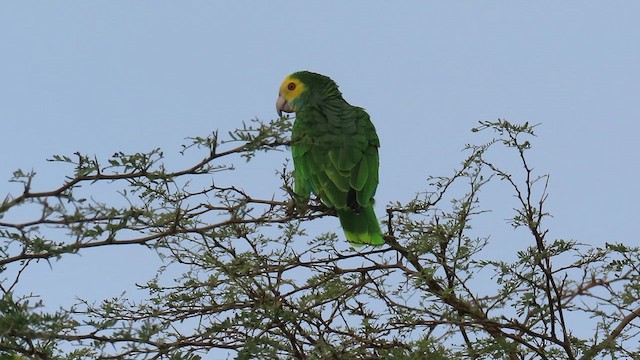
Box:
0;119;638;359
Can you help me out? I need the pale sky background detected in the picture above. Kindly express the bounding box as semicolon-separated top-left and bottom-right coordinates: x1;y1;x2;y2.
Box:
1;2;639;357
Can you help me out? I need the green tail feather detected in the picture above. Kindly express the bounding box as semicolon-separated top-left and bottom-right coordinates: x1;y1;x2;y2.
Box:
337;206;385;246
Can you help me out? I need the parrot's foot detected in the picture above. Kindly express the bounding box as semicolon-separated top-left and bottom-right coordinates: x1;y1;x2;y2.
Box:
286;198;309;217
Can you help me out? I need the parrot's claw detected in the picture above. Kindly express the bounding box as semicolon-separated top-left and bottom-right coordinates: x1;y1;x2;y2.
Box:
286;198;309;217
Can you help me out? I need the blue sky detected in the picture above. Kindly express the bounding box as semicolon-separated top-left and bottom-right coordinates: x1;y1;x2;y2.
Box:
1;1;639;355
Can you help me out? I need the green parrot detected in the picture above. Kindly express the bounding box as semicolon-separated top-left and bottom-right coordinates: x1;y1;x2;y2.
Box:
276;71;384;246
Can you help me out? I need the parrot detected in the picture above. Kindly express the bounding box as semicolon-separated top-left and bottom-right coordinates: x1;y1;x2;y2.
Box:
276;71;384;246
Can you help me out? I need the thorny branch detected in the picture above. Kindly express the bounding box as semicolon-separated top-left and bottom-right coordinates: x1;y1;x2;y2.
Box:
1;119;638;359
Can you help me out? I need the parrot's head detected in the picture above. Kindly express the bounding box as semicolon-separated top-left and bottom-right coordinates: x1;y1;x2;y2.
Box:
276;71;341;117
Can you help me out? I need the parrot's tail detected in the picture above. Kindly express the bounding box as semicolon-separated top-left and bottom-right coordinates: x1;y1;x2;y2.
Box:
337;206;385;246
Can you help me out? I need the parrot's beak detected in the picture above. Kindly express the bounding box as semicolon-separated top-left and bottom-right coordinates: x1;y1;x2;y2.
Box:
276;94;293;117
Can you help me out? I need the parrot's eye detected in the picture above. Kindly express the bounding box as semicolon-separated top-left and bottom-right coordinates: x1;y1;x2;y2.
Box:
287;82;296;91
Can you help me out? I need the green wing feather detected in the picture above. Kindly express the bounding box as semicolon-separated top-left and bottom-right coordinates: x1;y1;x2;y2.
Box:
292;102;383;246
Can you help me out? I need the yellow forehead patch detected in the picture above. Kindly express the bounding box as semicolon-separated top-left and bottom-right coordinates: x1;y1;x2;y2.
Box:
279;75;305;102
